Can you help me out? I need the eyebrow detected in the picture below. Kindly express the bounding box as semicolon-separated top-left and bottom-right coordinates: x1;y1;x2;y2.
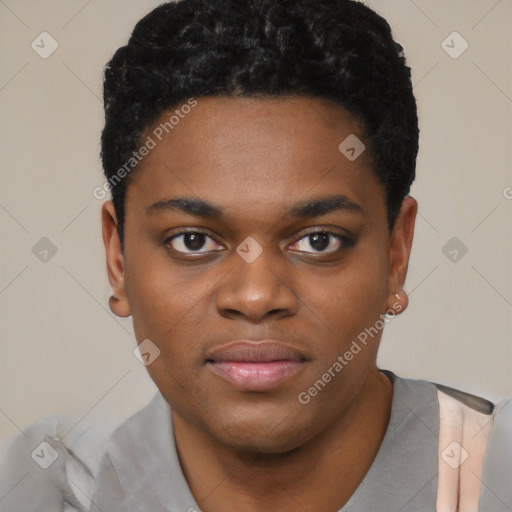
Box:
145;195;363;220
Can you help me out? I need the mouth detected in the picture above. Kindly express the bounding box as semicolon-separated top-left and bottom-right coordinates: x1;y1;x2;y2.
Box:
205;340;307;391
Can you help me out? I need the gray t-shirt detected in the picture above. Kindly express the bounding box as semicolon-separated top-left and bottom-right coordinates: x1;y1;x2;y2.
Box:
1;370;511;511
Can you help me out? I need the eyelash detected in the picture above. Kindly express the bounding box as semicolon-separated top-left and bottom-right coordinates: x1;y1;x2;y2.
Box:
164;228;355;256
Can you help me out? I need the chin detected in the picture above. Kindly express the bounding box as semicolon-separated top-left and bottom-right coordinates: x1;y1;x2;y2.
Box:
211;413;313;455
224;434;304;456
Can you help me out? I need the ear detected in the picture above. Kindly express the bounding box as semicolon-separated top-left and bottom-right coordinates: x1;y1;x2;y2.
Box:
385;196;418;315
102;201;131;318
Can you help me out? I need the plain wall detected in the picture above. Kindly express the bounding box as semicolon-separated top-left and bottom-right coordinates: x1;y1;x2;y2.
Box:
1;0;511;447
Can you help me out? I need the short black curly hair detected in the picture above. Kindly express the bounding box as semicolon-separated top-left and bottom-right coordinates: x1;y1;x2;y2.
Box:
101;0;419;250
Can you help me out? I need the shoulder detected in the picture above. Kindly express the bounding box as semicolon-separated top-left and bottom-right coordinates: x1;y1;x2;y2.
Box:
0;407;123;512
383;369;497;416
383;369;509;457
0;393;167;512
386;370;512;509
0;416;95;511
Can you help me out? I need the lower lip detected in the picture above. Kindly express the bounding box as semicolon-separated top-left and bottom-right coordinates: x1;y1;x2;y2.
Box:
206;360;305;391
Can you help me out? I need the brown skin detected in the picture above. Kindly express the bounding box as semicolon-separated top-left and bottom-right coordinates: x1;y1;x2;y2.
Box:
102;96;417;512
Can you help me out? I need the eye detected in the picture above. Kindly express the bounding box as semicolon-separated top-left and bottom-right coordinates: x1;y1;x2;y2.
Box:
166;230;223;254
289;230;354;254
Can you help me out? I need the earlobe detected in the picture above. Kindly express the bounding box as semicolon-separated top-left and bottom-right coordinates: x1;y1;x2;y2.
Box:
385;196;418;314
101;201;131;318
108;294;130;317
388;290;409;316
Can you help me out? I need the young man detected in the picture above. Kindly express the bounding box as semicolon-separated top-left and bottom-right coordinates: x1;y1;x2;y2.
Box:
1;0;510;511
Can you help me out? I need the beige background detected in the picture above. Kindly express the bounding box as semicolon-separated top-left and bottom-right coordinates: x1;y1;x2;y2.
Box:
1;0;511;447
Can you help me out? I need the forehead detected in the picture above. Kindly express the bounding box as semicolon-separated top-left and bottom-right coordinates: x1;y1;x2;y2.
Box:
125;96;385;227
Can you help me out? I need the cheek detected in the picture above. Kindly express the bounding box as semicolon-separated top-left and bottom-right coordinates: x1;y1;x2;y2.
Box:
125;253;214;361
126;260;213;409
309;252;389;347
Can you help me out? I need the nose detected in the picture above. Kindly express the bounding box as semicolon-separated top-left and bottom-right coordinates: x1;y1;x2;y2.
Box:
216;245;298;322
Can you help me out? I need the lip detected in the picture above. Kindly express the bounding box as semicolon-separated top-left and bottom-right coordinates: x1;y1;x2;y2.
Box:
205;340;307;391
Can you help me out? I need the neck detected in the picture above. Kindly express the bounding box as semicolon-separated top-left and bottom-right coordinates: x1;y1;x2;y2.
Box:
172;368;393;512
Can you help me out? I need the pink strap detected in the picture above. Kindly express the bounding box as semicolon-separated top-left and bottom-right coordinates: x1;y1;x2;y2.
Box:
436;389;494;512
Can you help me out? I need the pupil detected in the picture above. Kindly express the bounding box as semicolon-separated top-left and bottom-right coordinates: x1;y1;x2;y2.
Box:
185;233;205;251
310;233;329;251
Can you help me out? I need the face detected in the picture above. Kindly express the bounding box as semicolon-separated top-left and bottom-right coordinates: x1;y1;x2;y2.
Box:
102;96;416;453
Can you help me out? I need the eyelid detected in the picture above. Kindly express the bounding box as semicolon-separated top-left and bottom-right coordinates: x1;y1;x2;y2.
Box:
167;227;214;238
291;225;353;239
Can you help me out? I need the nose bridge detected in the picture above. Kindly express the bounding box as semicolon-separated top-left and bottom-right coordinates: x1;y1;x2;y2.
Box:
216;238;298;320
